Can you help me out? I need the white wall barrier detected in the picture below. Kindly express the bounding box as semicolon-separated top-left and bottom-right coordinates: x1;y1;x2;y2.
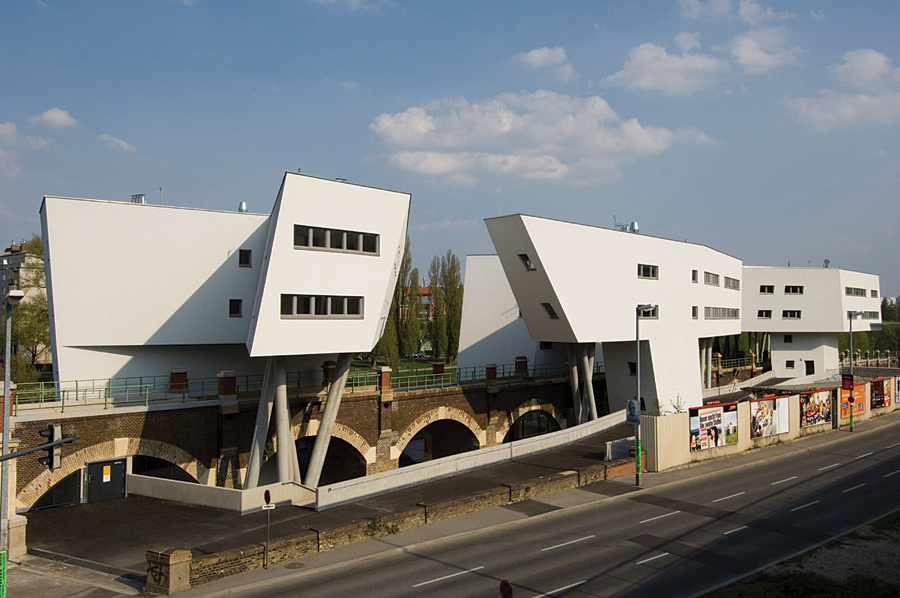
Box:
127;475;315;514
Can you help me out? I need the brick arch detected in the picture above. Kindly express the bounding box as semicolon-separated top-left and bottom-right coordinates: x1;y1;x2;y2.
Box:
264;422;374;465
394;406;486;456
18;438;208;509
495;400;566;444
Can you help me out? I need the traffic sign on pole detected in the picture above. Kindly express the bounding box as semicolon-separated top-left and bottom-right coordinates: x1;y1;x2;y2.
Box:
499;579;513;598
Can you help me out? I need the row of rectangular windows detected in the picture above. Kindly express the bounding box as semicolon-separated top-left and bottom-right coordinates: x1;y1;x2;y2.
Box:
281;294;364;318
756;310;801;319
845;287;878;298
703;306;740;319
847;310;879;320
759;285;803;295
294;225;379;255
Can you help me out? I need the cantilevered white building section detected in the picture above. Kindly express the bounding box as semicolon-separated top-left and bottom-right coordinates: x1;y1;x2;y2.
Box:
741;266;881;379
482;215;743;414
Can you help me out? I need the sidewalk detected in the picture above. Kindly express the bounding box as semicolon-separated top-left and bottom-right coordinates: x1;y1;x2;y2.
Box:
13;412;900;596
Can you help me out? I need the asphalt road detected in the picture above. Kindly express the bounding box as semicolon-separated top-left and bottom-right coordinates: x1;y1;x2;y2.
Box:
220;423;900;598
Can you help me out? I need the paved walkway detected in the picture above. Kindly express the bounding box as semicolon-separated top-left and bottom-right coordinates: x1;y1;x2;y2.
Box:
11;414;900;596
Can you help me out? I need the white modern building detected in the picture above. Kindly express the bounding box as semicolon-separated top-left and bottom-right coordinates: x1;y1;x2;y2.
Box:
459;215;744;416
741;267;881;379
40;172;411;487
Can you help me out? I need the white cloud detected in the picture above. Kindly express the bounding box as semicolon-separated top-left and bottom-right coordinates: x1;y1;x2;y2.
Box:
97;133;136;153
828;49;900;91
35;1;47;7
601;38;730;97
738;0;793;25
514;46;578;82
810;10;824;21
674;32;701;53
678;0;732;19
727;28;802;74
786;50;900;130
27;108;77;130
0;148;21;178
340;81;359;91
311;0;387;10
0;122;51;149
370;90;713;185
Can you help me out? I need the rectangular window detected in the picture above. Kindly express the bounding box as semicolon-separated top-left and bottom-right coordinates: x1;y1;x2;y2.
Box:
704;272;719;286
293;225;379;256
871;290;879;298
845;287;866;297
280;294;363;318
638;305;659;319
539;341;553;350
238;249;252;267
704;307;739;319
784;334;793;343
759;285;774;294
628;362;637;376
229;299;242;318
724;277;740;290
786;360;795;369
757;310;772;319
692;306;698;319
692;270;698;283
863;311;879;320
784;285;804;295
782;310;802;319
541;303;559;319
637;264;658;279
518;254;536;271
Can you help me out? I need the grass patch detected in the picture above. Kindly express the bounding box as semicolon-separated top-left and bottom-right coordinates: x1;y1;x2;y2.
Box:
706;572;900;598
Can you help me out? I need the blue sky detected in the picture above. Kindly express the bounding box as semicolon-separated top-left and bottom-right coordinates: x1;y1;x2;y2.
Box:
2;0;898;294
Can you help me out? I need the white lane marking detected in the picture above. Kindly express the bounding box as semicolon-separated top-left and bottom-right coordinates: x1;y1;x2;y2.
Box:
884;470;900;478
533;581;587;597
790;500;820;512
724;526;748;535
640;511;681;524
771;476;798;485
411;566;484;587
541;535;595;552
818;463;840;471
713;492;745;503
887;442;900;449
843;483;866;493
857;452;874;459
635;553;669;565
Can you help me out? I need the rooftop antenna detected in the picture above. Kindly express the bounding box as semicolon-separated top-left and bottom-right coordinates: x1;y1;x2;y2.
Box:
158;186;163;205
807;260;811;268
824;259;830;268
788;260;792;267
612;215;630;232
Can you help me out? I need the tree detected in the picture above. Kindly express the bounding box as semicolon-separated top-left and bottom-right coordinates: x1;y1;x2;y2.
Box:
1;234;49;382
372;310;400;370
426;256;447;359
440;250;463;360
400;268;423;356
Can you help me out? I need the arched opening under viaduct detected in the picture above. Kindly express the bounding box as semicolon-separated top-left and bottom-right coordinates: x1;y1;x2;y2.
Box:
259;436;367;486
399;420;480;467
502;410;561;443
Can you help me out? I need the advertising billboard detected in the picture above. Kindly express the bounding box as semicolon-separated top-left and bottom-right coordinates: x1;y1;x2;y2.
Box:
841;384;866;419
750;396;790;438
690;403;738;451
871;378;892;409
800;390;832;428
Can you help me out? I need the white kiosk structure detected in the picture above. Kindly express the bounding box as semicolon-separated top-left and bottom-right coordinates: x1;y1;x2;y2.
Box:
40;173;411;487
741;266;881;379
460;215;743;415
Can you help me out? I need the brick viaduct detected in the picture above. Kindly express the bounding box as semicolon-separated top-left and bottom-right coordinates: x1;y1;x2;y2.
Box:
13;373;609;509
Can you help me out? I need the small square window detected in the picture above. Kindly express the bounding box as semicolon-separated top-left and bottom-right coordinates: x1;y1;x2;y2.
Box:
280;294;294;315
518;254;536;271
312;227;327;248
238;249;252;267
692;270;698;283
786;360;795;369
362;233;378;253
871;290;878;298
784;334;793;343
638;305;658;319
347;296;362;315
628;362;637;376
346;233;360;251
229;299;242;318
330;296;345;315
294;225;310;247
638;264;658;279
329;230;345;250
298;295;312;315
784;285;804;295
759;285;774;294
541;303;559;319
314;296;328;315
539;341;553;350
692;306;698;319
757;310;772;319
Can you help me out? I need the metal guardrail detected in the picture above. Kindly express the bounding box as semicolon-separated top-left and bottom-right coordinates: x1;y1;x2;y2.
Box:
11;359;606;414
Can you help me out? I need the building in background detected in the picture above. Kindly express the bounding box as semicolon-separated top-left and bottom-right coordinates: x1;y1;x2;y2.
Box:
741;267;882;379
0;242;49;366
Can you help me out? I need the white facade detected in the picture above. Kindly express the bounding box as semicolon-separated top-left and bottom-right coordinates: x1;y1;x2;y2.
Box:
40;173;410;382
462;215;744;412
741;266;881;378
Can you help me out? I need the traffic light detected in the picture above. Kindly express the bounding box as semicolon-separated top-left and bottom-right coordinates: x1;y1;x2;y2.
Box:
38;422;62;471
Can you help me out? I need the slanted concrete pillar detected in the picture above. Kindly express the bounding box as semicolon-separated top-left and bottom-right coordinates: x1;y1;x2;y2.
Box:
322;360;336;385
580;344;598;421
245;358;275;489
306;353;352;488
273;357;300;484
566;345;582;424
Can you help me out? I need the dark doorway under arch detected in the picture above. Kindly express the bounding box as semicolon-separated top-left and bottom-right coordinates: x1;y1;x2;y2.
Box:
132;455;197;483
399;420;479;467
32;469;82;510
259;436;366;486
503;410;561;443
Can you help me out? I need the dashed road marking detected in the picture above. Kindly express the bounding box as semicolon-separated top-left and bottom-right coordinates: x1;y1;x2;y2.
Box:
771;476;798;485
790;500;820;512
639;511;681;524
842;483;866;493
713;492;745;503
412;566;484;587
541;535;595;552
635;553;669;565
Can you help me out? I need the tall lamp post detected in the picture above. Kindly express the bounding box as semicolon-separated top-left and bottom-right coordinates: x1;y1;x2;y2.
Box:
2;288;24;552
635;303;656;487
847;311;863;432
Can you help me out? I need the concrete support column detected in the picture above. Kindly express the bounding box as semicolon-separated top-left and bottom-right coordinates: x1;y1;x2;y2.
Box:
705;340;713;389
306;352;352;488
274;357;296;484
580;344;598;421
699;342;707;390
244;358;275;490
567;344;582;424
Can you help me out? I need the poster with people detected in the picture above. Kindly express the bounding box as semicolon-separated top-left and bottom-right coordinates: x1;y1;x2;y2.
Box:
800;390;832;428
690;403;738;451
750;396;789;438
871;378;892;409
841;384;866;419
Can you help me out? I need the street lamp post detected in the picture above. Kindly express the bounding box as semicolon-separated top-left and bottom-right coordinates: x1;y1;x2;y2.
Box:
847;311;863;432
1;289;24;552
635;304;656;487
